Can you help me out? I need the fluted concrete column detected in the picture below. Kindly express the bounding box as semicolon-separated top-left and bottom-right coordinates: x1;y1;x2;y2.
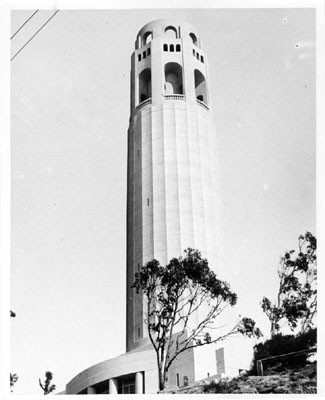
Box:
109;378;118;394
135;371;144;394
87;386;96;394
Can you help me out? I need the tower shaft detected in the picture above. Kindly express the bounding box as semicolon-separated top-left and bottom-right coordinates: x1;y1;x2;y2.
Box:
126;19;221;352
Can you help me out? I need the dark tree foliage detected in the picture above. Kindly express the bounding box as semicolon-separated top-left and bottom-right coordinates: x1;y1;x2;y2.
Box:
250;328;317;374
39;371;56;395
261;232;317;337
132;248;262;391
10;310;18;392
10;373;19;392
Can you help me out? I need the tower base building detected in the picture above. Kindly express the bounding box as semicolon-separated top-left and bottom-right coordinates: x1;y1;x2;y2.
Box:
64;19;228;394
65;337;228;394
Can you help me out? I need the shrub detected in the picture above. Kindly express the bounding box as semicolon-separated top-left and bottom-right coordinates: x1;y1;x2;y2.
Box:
250;328;316;374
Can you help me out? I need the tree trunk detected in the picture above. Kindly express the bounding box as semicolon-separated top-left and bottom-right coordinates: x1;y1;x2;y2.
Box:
270;321;275;338
270;320;277;338
158;367;167;391
157;347;169;391
158;355;169;392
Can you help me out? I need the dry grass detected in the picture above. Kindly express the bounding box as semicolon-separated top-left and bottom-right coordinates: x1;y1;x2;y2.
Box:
164;364;317;394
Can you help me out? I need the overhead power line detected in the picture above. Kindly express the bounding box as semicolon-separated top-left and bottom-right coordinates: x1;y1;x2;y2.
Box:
11;10;60;62
10;10;39;40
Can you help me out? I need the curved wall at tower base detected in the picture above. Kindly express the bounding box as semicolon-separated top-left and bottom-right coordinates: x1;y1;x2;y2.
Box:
64;337;230;394
65;346;157;394
65;337;197;394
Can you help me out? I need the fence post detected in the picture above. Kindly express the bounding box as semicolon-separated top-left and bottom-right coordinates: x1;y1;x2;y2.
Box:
256;360;263;376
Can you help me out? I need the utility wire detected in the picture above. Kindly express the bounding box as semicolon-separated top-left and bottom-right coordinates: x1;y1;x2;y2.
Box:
11;10;59;62
10;10;39;40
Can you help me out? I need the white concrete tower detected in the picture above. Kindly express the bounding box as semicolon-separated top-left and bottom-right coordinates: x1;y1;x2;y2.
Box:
126;19;221;354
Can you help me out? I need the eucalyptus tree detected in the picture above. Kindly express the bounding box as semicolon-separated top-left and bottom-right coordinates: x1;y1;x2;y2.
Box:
133;248;262;391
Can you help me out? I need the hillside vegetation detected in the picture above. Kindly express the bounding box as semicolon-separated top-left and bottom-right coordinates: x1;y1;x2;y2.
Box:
202;365;316;394
164;364;316;394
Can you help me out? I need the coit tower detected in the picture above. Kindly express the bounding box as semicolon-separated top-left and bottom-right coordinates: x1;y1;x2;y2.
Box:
65;19;224;394
126;19;221;354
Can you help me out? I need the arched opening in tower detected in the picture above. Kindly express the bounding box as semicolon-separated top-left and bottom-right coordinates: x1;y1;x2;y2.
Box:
143;31;152;45
138;68;152;103
165;26;178;39
194;69;207;104
164;62;183;95
189;32;198;45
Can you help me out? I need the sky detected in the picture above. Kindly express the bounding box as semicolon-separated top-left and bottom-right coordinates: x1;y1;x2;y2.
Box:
6;4;319;395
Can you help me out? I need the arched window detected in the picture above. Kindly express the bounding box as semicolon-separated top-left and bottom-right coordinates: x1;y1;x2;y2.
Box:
139;68;151;103
137;35;141;49
194;69;207;104
189;33;198;45
176;44;181;52
143;51;146;59
147;48;151;56
170;44;174;52
143;31;152;46
163;44;168;51
165;26;177;39
196;52;199;60
164;63;183;95
200;55;204;63
192;49;195;56
138;54;141;62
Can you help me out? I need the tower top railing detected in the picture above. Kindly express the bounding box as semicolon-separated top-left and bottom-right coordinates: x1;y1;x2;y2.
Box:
196;99;209;110
136;98;152;110
164;94;186;101
135;97;211;111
